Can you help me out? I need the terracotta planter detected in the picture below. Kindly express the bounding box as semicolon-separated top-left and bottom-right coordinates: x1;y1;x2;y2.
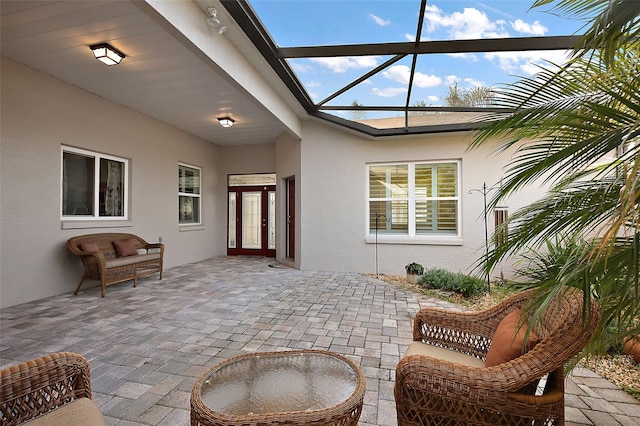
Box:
406;273;420;285
623;334;640;364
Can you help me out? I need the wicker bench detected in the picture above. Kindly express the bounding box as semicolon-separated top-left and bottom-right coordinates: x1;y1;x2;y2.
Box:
67;233;164;297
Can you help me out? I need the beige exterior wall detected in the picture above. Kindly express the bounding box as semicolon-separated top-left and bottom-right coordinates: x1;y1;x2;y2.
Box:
0;56;541;308
298;120;541;277
220;144;276;176
0;58;225;308
275;132;302;269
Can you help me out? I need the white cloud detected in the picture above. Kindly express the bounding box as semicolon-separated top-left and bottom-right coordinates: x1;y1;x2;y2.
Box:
291;62;314;73
382;65;441;88
310;56;379;73
370;14;390;26
447;52;479;61
306;81;321;88
414;72;442;88
372;87;407;97
463;77;485;87
511;19;547;35
422;4;509;39
484;50;571;75
427;95;439;102
476;1;514;19
445;75;459;85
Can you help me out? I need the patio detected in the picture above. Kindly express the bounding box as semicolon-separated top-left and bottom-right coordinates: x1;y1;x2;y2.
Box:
1;256;638;426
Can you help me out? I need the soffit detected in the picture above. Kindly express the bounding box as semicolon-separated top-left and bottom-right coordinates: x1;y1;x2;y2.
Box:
0;0;292;146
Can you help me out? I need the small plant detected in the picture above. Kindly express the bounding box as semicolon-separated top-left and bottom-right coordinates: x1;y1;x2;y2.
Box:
405;262;424;275
419;268;485;298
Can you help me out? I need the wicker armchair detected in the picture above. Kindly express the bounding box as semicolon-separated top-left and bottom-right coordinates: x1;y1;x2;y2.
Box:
0;352;106;425
395;287;600;426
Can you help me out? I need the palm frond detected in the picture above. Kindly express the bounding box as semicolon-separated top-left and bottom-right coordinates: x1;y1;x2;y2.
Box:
470;1;639;360
531;0;640;65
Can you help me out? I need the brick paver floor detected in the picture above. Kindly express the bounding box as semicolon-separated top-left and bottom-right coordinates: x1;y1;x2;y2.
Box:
1;256;638;425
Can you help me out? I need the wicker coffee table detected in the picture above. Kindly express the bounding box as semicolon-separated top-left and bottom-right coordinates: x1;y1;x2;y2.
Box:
190;350;365;426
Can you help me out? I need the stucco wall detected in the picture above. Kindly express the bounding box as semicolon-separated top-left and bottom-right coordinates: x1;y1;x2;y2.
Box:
220;144;276;176
275;132;302;268
0;58;224;308
298;120;541;277
0;57;545;308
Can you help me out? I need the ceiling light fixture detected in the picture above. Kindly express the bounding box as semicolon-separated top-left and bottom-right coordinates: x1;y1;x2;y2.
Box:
206;7;228;34
218;116;235;128
89;43;125;66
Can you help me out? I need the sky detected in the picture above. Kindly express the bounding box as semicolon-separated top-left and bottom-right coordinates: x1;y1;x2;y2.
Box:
248;1;588;113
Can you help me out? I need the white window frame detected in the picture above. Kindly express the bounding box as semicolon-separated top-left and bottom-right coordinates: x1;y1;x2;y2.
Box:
366;160;462;245
179;163;202;226
61;146;129;221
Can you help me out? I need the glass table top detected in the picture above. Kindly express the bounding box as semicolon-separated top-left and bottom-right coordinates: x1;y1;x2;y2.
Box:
199;351;360;415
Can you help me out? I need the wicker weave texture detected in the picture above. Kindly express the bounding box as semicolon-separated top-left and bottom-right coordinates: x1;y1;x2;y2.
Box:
0;352;92;426
395;287;600;426
67;233;164;297
190;350;365;426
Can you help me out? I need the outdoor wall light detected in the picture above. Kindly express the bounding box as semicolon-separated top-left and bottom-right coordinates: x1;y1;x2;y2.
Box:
89;43;125;66
206;7;227;34
218;117;235;128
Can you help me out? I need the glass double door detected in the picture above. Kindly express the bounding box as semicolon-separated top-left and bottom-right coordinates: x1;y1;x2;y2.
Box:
227;185;276;257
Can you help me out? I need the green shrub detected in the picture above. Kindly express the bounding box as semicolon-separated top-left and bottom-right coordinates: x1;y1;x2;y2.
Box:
419;268;485;298
405;262;424;275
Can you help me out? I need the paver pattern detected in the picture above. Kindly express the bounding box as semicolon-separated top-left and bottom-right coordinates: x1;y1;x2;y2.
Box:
1;256;638;425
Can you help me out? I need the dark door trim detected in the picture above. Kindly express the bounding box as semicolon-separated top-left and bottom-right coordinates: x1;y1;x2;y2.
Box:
227;185;276;257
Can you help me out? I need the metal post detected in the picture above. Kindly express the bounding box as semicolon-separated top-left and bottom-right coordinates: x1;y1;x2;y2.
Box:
469;182;496;294
375;214;386;276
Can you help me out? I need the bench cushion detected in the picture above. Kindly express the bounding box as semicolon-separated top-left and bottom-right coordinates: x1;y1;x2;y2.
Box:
23;398;106;426
105;253;161;268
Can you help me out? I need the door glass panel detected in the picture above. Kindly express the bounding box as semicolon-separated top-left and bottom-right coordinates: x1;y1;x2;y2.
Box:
268;191;276;250
228;192;236;248
242;192;261;249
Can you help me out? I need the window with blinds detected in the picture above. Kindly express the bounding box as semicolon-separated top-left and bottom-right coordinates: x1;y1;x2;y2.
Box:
494;207;509;247
368;161;459;237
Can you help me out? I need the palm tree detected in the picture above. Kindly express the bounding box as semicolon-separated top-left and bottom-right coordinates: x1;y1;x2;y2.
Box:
471;0;640;356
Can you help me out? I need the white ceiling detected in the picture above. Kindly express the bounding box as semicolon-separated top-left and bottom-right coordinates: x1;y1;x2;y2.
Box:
0;0;298;146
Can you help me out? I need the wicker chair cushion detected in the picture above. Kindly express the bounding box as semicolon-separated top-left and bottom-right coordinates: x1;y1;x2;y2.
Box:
113;238;138;257
80;242;99;253
22;398;106;426
485;309;539;367
404;341;485;368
